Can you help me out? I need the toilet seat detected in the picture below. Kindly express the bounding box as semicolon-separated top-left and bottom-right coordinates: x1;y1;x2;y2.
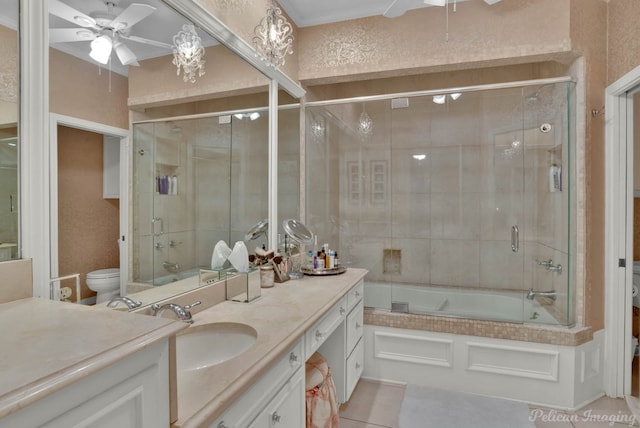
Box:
87;268;120;279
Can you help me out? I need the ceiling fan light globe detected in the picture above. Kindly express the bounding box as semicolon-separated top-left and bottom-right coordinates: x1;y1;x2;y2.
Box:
114;41;139;66
89;35;113;64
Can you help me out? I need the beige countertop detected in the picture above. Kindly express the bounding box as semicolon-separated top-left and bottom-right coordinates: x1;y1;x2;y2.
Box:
174;267;367;428
0;297;187;419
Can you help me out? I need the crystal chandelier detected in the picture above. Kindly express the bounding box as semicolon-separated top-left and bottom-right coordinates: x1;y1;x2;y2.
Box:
253;3;294;68
358;106;374;141
172;24;206;83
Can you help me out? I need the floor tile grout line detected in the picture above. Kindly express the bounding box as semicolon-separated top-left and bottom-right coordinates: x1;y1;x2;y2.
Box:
340;415;392;428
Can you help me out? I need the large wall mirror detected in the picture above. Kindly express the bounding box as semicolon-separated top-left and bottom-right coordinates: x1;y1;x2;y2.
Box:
0;1;19;262
45;0;303;307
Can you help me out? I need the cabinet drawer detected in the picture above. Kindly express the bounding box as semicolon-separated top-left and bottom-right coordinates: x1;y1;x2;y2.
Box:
347;280;364;312
305;296;347;358
248;368;305;428
346;302;364;356
345;338;364;402
211;339;303;428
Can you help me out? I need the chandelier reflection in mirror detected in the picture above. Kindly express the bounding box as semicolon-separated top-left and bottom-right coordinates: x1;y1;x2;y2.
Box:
253;2;294;68
172;24;206;83
358;106;374;141
310;115;325;143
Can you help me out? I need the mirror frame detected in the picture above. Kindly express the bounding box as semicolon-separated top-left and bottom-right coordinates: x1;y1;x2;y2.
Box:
20;0;304;299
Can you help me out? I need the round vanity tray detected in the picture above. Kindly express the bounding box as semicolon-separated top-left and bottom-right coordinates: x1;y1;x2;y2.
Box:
301;266;347;276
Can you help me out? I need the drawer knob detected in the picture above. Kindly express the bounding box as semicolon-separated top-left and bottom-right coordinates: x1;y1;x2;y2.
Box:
217;422;228;428
315;330;324;340
355;362;361;369
356;322;362;329
289;352;298;363
340;307;346;315
272;412;281;423
355;291;361;298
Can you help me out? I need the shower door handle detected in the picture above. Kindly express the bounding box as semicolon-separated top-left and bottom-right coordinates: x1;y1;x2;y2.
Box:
511;225;519;253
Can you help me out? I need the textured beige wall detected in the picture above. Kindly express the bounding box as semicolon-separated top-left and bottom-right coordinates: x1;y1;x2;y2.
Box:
58;126;120;302
306;62;567;101
298;0;572;85
128;45;269;109
636;94;640;190
607;0;640;85
49;49;128;130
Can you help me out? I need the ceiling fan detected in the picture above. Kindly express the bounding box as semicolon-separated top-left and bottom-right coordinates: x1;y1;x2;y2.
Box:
49;0;173;67
384;0;502;19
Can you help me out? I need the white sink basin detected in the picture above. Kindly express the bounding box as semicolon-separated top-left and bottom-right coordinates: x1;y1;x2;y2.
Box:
176;322;257;372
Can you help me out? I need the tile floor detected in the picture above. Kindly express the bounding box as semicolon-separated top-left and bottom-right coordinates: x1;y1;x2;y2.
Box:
339;379;640;428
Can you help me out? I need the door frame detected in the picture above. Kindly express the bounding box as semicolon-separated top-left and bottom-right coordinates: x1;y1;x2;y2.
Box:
49;113;129;301
604;65;640;397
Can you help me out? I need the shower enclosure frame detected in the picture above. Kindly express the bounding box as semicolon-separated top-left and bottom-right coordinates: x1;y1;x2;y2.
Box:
303;76;577;326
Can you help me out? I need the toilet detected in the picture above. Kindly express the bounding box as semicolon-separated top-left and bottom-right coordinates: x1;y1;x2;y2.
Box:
86;268;120;304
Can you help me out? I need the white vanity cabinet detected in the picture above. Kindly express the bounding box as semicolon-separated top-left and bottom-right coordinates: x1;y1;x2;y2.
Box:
314;278;364;404
210;340;305;428
0;341;171;428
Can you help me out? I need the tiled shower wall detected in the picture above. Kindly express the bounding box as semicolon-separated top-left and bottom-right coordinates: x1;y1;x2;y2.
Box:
132;109;300;285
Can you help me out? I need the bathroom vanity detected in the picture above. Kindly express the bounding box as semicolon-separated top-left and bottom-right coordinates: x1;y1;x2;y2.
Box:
0;269;366;428
0;298;186;428
172;267;367;428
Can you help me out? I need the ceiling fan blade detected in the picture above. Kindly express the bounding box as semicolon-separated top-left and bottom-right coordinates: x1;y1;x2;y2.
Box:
49;28;96;44
383;0;422;18
49;0;96;28
114;42;140;67
110;3;156;31
121;35;173;50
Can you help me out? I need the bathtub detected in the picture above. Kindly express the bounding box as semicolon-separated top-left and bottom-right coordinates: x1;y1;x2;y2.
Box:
364;281;558;324
362;281;602;409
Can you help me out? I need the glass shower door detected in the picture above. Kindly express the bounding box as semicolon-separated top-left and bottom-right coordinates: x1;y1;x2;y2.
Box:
488;87;527;323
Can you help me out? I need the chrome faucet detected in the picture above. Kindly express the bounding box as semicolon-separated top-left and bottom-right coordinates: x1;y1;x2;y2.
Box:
526;289;557;301
162;261;181;272
150;301;201;323
107;296;143;309
537;259;562;274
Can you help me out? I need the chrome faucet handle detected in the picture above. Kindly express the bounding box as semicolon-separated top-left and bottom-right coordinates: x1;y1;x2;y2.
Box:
184;301;202;310
107;296;142;309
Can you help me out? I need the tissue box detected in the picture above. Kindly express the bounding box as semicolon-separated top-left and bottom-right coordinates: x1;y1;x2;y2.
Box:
226;268;260;303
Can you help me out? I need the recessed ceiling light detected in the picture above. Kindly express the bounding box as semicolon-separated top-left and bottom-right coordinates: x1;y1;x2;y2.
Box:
432;95;446;104
413;154;427;160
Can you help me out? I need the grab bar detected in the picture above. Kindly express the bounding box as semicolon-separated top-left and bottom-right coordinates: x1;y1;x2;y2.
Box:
511;225;519;253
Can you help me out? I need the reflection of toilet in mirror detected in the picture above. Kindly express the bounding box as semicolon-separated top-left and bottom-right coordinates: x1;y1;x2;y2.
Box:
86;268;120;304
